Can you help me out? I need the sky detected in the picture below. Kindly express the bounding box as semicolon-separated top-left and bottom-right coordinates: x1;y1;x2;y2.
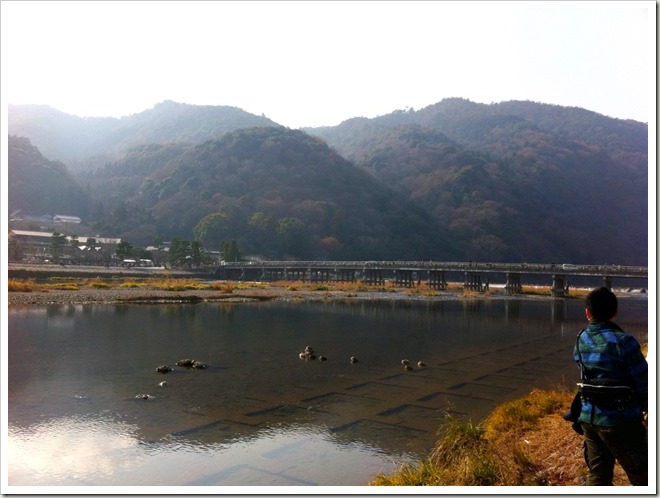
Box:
0;1;655;128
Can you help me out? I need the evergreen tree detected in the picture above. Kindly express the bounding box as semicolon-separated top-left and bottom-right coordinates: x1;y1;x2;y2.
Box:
221;240;241;262
50;232;67;263
116;240;134;261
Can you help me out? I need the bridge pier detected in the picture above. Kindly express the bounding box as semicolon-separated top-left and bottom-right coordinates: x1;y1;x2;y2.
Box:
214;263;646;292
336;268;357;283
505;273;523;295
464;272;483;292
394;269;415;288
285;268;306;282
551;275;566;297
428;270;447;290
217;267;243;281
310;268;331;283
261;268;286;281
363;268;384;286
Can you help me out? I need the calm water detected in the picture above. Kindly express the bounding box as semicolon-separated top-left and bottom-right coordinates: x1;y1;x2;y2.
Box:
6;296;648;488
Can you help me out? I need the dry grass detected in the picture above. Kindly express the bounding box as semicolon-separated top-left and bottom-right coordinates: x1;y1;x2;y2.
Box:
9;275;593;300
119;280;146;288
521;285;552;296
8;278;40;292
43;278;80;291
483;389;568;434
371;388;633;487
86;278;112;289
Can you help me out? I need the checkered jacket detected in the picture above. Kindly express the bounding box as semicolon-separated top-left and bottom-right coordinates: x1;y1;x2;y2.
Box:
572;320;648;426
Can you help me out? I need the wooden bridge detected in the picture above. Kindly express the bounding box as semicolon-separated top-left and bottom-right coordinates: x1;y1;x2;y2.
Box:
215;261;648;297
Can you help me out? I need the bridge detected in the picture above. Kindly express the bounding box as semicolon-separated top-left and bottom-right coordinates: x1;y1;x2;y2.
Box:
215;261;648;297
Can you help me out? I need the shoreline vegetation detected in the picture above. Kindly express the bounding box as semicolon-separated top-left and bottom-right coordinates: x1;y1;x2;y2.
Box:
7;265;645;486
7;263;601;306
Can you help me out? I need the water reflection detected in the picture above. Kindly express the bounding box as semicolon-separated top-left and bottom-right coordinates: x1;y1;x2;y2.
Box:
9;414;142;485
7;297;648;487
8;413;409;486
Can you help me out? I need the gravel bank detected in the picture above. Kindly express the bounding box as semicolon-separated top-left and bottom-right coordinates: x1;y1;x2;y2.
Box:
5;262;592;306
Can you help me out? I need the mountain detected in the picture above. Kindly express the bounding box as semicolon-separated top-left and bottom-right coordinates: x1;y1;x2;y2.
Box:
8;101;280;170
305;99;648;265
8;136;91;217
79;126;457;259
7;99;649;265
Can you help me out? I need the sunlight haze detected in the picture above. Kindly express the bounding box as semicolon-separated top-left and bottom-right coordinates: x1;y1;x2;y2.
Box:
1;1;654;128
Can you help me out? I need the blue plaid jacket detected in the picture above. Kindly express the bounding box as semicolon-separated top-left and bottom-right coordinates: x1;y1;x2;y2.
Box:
573;320;648;426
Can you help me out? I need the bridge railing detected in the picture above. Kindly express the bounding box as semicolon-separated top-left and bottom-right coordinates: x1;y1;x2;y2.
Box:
217;261;647;278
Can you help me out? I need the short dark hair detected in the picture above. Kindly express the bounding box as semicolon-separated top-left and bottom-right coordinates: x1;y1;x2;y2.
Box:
585;287;618;321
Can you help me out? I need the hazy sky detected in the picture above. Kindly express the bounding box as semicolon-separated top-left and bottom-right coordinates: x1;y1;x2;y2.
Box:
1;1;655;128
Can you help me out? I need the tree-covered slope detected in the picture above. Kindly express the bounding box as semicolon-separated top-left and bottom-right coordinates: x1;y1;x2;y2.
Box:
306;99;648;265
83;127;459;260
8;99;648;265
8;136;91;217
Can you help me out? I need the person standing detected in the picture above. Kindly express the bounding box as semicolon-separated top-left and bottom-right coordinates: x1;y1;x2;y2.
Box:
573;287;648;486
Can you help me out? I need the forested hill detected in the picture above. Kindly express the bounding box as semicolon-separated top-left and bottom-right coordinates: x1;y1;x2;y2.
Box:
305;99;648;265
8;101;280;170
8;136;91;217
7;99;648;265
78;127;458;260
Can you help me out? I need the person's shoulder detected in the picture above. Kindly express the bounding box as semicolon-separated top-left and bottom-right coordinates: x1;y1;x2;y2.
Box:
609;325;643;352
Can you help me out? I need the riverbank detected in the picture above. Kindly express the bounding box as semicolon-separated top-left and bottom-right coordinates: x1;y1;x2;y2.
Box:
369;388;633;486
7;262;595;306
7;278;579;306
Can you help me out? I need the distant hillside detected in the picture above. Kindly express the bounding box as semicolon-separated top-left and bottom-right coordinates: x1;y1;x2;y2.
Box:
79;127;458;259
306;99;648;265
8;101;280;170
7;99;648;265
8;136;91;217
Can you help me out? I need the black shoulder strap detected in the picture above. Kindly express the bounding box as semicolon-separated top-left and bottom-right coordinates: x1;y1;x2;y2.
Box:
575;328;587;381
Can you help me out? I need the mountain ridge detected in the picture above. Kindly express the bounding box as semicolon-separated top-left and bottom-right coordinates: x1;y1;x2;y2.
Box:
7;99;648;265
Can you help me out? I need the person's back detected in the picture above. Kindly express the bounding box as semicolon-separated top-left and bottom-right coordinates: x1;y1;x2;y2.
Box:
573;287;648;486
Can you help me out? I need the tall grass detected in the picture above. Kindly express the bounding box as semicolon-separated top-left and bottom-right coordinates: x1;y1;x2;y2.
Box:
483;389;569;434
120;280;145;288
86;278;111;289
8;278;39;292
371;389;575;486
45;282;80;291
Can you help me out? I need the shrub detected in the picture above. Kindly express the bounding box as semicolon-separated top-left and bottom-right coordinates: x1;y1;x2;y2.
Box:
45;283;79;291
120;280;144;288
8;279;37;292
207;282;233;293
150;278;211;291
87;278;111;289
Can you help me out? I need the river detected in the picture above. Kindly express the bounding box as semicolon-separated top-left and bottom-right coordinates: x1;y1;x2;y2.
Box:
6;295;648;489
